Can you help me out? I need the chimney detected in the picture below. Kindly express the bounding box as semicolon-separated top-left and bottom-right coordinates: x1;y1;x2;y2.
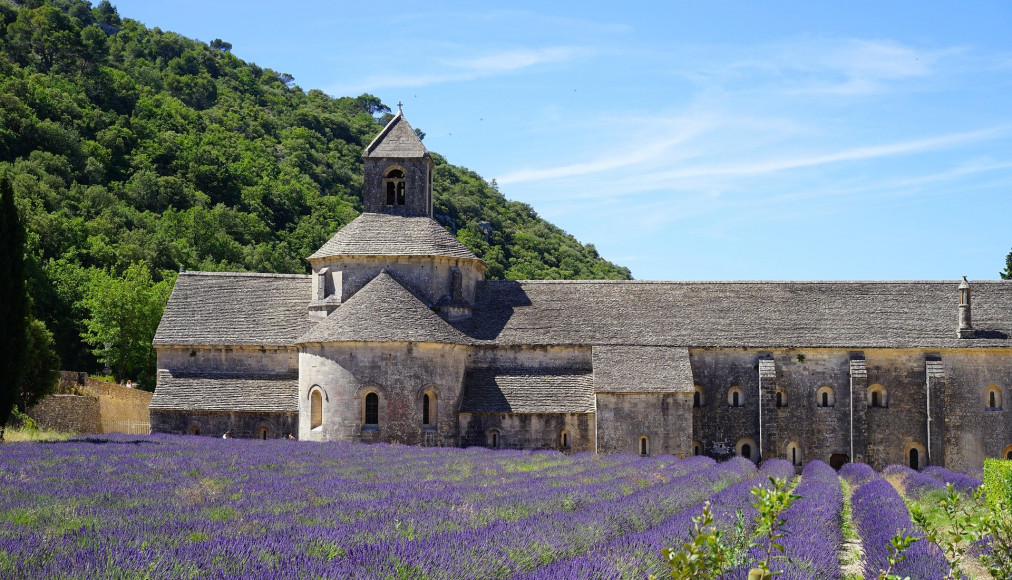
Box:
957;276;974;339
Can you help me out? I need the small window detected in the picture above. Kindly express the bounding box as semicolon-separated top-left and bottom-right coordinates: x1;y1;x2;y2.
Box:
365;392;379;426
868;385;888;408
693;391;700;408
560;430;570;449
693;385;705;408
1003;445;1012;461
692;440;703;456
736;438;757;463
817;386;835;408
986;386;1002;411
422;393;430;425
786;442;801;466
639;436;649;457
728;387;744;407
776;390;783;408
909;447;919;470
258;426;269;440
488;429;501;449
906;443;926;470
741;443;751;459
189;425;200;436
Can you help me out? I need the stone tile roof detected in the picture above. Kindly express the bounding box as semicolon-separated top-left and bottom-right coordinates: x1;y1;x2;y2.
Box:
460;368;595;414
363;112;427;158
153;272;312;347
150;370;298;412
296;271;471;345
592;346;694;393
457;280;1012;349
308;213;479;261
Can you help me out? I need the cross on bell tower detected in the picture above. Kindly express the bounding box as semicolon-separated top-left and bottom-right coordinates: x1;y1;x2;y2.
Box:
360;107;433;217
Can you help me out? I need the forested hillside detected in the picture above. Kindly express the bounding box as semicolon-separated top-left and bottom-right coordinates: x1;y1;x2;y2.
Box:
0;0;630;387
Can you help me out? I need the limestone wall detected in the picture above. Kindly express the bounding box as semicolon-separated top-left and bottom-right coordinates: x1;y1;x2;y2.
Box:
26;394;101;433
157;346;298;374
151;409;298;439
458;412;594;452
597;392;691;457
299;342;469;445
309;255;483;308
937;348;1012;470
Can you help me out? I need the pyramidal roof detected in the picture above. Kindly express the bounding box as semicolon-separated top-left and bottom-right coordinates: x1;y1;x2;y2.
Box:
296;271;471;345
363;110;427;159
308;213;480;261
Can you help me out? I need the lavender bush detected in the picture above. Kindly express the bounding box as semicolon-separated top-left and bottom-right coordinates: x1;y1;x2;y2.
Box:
923;465;983;495
883;464;948;500
770;460;844;580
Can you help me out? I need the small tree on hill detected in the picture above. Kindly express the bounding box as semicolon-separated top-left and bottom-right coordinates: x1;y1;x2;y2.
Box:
0;175;28;442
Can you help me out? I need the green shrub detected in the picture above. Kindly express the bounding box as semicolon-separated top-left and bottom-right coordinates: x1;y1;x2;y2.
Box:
983;458;1012;509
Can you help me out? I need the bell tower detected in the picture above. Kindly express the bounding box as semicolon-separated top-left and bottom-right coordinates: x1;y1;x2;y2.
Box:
361;105;433;217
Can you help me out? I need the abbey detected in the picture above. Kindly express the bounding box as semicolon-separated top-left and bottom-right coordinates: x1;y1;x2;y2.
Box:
151;111;1012;471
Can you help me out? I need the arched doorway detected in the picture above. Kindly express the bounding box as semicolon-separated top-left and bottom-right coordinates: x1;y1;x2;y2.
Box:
829;453;850;470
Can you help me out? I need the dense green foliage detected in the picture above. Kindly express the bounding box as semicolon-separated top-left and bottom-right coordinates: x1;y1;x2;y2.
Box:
0;0;631;380
0;175;29;436
16;317;60;411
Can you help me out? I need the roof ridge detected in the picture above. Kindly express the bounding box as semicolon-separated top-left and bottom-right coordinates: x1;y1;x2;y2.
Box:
179;271;310;279
493;279;994;285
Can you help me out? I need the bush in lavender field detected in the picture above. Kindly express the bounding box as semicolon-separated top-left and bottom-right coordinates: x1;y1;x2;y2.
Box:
771;460;844;580
978;459;1012;580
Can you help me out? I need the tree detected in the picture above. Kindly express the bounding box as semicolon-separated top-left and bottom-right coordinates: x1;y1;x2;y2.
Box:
1002;249;1012;279
0;175;28;442
81;263;175;389
17;318;60;411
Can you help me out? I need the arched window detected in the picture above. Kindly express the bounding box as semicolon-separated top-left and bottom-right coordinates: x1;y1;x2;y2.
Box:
986;386;1002;411
384;168;406;206
488;429;501;449
693;385;704;408
560;430;570;449
909;447;919;470
365;392;379;426
786;442;801;466
1003;445;1012;461
311;390;323;430
817;386;835;408
693;391;700;408
741;443;751;459
728;386;744;408
775;387;787;408
422;393;430;425
639;436;649;457
692;440;703;456
189;425;200;436
258;426;269;440
868;384;888;408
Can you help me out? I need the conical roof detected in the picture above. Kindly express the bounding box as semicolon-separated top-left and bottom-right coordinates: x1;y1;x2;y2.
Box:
308;213;480;261
296;271;471;345
363;111;427;159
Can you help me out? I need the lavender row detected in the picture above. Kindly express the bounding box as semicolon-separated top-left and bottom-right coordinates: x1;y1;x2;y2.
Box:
842;463;948;579
327;456;750;579
768;460;843;580
922;465;983;495
518;458;796;580
883;464;948;500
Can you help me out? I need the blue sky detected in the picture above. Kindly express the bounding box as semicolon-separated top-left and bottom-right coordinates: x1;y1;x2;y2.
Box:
110;1;1012;281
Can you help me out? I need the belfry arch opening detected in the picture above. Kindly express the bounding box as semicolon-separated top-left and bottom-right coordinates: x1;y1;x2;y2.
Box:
384;168;406;206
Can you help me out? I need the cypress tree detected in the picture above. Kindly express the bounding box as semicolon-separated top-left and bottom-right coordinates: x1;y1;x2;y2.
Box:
0;175;28;442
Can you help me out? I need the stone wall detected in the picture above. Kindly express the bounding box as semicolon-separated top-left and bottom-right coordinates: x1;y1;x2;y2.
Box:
299;342;469;445
598;392;691;457
938;348;1012;471
458;412;594;452
26;372;152;434
26;394;101;433
151;409;298;439
309;255;484;308
157;346;299;375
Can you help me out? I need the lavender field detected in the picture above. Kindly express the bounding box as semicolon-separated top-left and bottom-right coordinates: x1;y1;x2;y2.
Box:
0;435;986;579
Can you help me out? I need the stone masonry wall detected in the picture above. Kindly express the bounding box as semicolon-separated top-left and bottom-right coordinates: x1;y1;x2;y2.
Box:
597;392;691;457
458;412;594;452
27;395;101;433
151;410;298;439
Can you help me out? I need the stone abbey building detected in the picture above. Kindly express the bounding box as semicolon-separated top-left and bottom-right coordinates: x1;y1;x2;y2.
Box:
152;111;1012;471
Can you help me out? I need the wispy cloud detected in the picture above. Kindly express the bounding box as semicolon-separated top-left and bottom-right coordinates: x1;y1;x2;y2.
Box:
334;46;591;92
